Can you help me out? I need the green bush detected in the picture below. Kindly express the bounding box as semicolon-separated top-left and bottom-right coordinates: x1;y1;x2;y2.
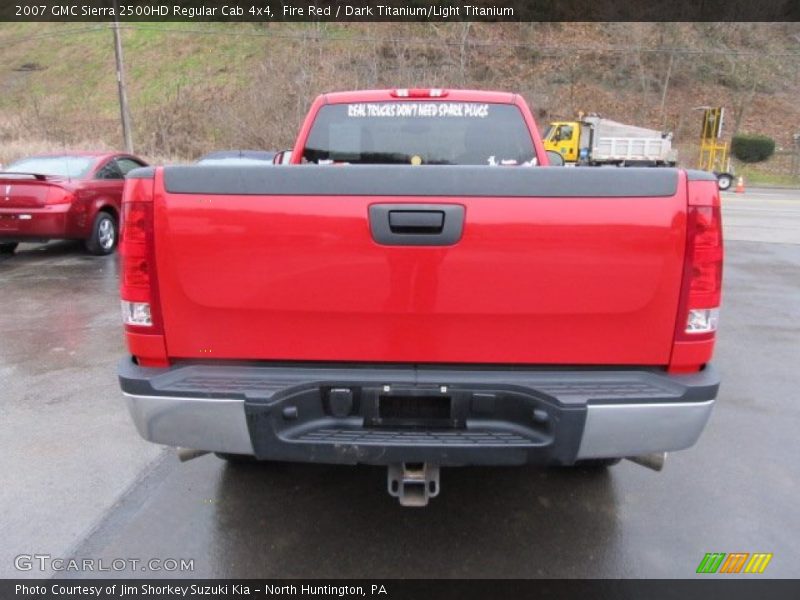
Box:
731;134;776;163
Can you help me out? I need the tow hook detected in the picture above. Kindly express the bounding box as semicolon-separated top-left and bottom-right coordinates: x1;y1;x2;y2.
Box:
626;452;667;472
388;463;440;507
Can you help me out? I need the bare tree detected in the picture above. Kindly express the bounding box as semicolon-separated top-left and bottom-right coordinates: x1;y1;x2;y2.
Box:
459;22;472;85
659;52;675;130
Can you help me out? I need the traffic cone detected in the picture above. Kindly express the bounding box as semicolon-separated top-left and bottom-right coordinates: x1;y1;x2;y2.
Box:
735;176;745;193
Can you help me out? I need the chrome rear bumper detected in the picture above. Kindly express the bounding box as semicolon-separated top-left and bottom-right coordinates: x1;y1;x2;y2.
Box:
120;360;718;465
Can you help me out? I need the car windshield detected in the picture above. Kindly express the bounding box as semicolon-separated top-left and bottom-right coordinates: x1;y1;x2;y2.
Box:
303;102;537;166
5;156;95;178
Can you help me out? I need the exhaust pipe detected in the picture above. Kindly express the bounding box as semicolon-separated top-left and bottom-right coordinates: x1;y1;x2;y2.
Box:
176;448;209;462
626;452;667;472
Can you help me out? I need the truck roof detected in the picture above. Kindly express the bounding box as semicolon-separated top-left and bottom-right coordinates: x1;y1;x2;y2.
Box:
321;89;517;104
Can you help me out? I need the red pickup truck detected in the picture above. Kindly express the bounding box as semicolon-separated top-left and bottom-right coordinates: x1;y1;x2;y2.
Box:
118;89;722;506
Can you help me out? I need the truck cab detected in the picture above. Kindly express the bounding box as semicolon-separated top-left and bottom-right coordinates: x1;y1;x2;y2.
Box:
289;88;548;167
543;121;580;163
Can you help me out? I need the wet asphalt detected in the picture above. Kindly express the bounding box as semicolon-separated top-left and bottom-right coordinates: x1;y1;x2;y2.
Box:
1;189;799;579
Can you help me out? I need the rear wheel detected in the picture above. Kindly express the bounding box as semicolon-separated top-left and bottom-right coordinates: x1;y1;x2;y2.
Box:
0;242;18;255
85;211;118;255
716;173;733;191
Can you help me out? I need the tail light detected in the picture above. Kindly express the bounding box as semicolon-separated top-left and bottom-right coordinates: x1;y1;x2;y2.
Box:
45;189;75;205
391;88;448;98
119;180;163;335
675;188;723;343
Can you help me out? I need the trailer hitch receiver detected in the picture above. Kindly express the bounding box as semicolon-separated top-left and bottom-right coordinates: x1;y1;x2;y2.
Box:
387;463;440;507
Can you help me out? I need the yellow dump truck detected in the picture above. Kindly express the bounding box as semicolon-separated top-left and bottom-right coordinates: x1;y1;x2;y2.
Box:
543;116;676;167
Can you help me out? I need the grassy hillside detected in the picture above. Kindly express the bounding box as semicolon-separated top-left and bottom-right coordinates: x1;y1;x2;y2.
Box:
1;22;799;179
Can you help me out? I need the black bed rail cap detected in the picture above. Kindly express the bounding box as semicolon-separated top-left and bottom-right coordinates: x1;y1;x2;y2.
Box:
685;169;719;182
162;164;680;198
126;166;156;180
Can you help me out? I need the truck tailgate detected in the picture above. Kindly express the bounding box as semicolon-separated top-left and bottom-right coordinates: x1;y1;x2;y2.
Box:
152;166;686;365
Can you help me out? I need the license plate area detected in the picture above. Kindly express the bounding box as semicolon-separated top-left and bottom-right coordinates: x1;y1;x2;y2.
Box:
380;394;451;422
0;214;19;230
368;389;460;428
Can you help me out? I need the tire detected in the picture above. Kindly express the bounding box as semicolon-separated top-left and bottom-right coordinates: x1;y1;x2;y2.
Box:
574;458;622;469
717;173;733;191
0;242;18;255
215;452;259;464
84;211;118;255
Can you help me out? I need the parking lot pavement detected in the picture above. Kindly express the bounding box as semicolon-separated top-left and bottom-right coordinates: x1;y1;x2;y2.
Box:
2;186;799;579
0;242;164;578
721;187;800;245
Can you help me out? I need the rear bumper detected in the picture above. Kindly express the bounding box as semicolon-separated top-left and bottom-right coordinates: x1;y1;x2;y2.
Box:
119;359;719;466
0;205;73;242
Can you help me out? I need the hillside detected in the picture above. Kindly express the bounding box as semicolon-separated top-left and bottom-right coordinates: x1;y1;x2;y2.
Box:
1;22;799;181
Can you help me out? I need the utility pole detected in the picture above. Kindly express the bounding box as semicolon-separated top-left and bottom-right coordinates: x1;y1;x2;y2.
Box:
112;2;133;153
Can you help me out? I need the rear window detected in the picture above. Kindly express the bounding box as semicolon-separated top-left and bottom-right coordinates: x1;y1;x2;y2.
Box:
5;156;95;178
303;102;537;166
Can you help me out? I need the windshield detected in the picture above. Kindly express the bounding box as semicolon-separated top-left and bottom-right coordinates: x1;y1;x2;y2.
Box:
303;102;537;166
5;156;95;178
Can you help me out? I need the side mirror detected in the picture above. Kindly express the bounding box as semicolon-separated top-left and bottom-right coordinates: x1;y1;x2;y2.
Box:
545;150;565;167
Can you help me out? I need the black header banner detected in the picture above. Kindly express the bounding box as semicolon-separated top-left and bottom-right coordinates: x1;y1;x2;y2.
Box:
2;0;800;22
5;579;800;600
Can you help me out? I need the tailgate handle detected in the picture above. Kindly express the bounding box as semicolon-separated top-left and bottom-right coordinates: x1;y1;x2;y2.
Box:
389;210;444;233
369;204;464;246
